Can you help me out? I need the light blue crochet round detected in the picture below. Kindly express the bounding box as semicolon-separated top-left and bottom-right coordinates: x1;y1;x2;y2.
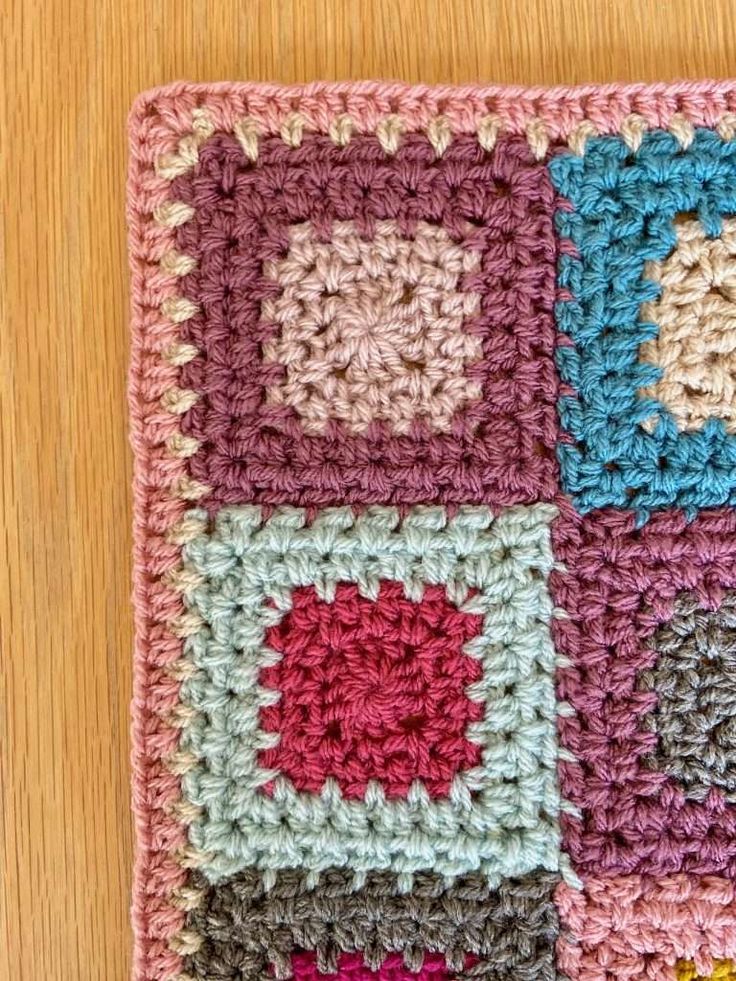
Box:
549;127;736;518
176;503;563;883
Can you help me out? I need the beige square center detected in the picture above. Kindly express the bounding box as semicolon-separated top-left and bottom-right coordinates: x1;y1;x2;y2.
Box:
261;220;484;436
640;216;736;434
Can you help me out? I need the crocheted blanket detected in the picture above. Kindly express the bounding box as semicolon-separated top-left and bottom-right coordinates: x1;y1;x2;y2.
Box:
127;81;736;981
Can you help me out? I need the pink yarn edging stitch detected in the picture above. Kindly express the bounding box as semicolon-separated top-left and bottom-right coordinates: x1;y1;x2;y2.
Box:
130;78;736;156
128;96;198;980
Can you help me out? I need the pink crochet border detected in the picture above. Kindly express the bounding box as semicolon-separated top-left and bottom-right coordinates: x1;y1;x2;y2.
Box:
128;133;191;979
127;78;736;981
556;876;736;979
131;78;736;147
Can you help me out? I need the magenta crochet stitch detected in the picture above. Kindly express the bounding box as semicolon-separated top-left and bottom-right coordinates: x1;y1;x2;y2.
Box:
289;952;454;981
551;504;736;877
172;133;559;507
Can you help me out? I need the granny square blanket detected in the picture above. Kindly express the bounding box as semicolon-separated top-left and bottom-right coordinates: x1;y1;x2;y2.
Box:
127;81;736;981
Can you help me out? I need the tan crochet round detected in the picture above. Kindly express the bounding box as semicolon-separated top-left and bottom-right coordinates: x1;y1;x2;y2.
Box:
261;220;484;435
640;217;736;434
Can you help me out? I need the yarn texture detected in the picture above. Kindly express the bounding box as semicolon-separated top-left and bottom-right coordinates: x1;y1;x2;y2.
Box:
128;80;736;981
178;503;561;882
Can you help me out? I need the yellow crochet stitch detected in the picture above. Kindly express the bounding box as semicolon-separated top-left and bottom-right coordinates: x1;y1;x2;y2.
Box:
676;960;736;981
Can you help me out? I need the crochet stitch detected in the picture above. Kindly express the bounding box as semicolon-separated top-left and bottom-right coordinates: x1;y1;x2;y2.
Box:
551;504;736;877
257;579;486;800
177;503;561;882
128;80;736;981
172;132;559;508
556;875;736;980
639;591;736;803
550;128;736;517
183;868;561;980
677;963;736;981
639;217;736;435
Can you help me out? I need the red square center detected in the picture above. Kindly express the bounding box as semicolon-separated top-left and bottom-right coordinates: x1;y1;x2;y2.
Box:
258;580;485;799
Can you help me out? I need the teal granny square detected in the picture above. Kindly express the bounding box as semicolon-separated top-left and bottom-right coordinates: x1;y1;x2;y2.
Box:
550;127;736;518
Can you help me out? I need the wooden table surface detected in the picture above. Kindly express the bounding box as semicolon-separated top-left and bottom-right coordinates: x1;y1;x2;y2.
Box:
3;1;735;977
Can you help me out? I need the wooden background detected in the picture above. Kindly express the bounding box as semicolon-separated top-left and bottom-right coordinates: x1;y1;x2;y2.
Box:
3;1;736;977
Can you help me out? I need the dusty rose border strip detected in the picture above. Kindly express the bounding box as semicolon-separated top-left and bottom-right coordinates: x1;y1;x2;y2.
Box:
133;78;736;164
555;876;736;979
127;78;736;981
128;92;211;981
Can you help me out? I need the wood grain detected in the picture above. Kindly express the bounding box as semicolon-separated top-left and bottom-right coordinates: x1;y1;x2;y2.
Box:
2;1;735;977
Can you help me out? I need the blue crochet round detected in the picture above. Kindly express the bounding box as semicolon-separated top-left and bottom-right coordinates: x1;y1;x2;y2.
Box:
549;127;736;518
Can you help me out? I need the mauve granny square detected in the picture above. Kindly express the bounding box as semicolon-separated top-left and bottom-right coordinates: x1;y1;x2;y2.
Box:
128;81;736;981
